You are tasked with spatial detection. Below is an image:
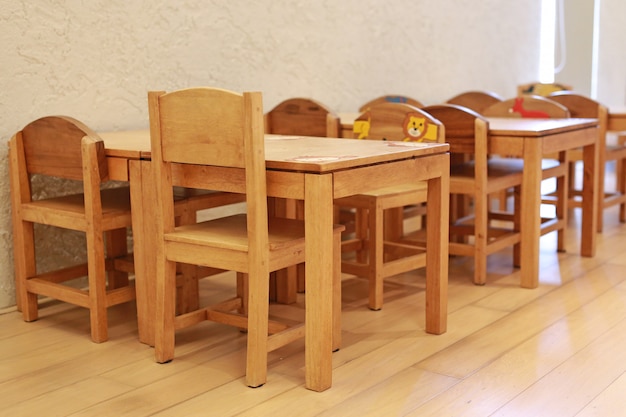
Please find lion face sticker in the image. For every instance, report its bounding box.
[403,113,438,142]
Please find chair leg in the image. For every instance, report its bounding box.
[175,208,201,313]
[512,186,522,267]
[473,192,488,285]
[555,154,568,252]
[245,266,271,388]
[86,229,109,343]
[15,221,38,320]
[269,197,300,304]
[237,272,247,315]
[355,208,369,264]
[332,230,342,352]
[155,259,178,363]
[105,228,130,289]
[177,263,200,314]
[384,207,403,242]
[618,158,626,223]
[597,159,606,233]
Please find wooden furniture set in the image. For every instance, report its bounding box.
[9,87,448,391]
[9,85,610,391]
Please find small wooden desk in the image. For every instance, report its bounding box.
[486,118,599,288]
[100,130,450,392]
[340,113,599,288]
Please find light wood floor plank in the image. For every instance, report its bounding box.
[1,204,625,416]
[577,371,626,416]
[491,297,626,416]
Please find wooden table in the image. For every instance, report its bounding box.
[340,113,599,289]
[100,130,450,392]
[486,118,599,288]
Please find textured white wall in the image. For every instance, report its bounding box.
[0,0,544,308]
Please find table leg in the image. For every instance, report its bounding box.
[520,139,543,289]
[304,173,333,392]
[425,154,449,334]
[129,159,157,346]
[580,140,598,257]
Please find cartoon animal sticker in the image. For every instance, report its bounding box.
[353,112,371,139]
[403,112,438,142]
[510,97,549,118]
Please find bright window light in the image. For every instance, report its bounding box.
[590,0,601,98]
[539,0,556,83]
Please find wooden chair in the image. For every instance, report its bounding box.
[483,95,571,119]
[9,116,136,343]
[422,104,523,285]
[446,90,504,114]
[446,90,505,215]
[518,81,572,96]
[264,97,340,137]
[148,87,344,388]
[334,102,442,310]
[358,95,423,112]
[482,95,571,251]
[264,97,342,301]
[264,97,341,224]
[548,91,626,232]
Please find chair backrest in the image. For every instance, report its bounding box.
[148,87,267,242]
[482,95,571,119]
[9,116,108,212]
[264,97,339,137]
[422,103,490,182]
[446,90,504,114]
[517,82,572,97]
[423,104,489,201]
[547,91,607,120]
[548,91,608,145]
[351,102,444,143]
[358,95,423,112]
[12,115,107,183]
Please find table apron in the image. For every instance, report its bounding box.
[489,127,597,156]
[332,153,449,199]
[107,157,130,181]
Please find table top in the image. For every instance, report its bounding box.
[485,117,598,136]
[98,129,148,159]
[263,135,448,172]
[99,130,450,174]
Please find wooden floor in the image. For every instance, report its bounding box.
[2,205,626,416]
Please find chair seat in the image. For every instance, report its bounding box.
[21,186,132,227]
[167,213,306,251]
